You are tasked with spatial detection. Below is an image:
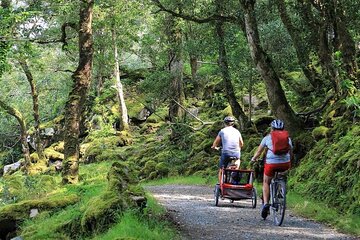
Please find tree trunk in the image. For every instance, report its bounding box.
[0,100,31,173]
[62,0,94,184]
[248,71,253,122]
[190,55,202,97]
[215,19,248,129]
[239,0,302,134]
[0,0,10,77]
[96,47,105,97]
[19,59,44,159]
[112,28,129,131]
[276,0,321,90]
[333,2,359,87]
[166,14,185,121]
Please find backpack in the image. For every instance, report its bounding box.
[270,130,290,155]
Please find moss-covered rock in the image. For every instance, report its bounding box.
[51,141,64,153]
[107,162,136,192]
[82,134,132,163]
[0,193,79,221]
[44,148,64,161]
[141,160,156,177]
[155,162,169,177]
[80,190,126,233]
[312,126,329,140]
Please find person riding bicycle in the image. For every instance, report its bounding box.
[251,119,293,219]
[211,116,244,182]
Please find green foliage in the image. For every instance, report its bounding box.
[155,162,169,177]
[289,123,360,215]
[0,192,80,220]
[342,91,360,118]
[288,192,360,236]
[80,190,125,234]
[19,160,146,239]
[0,173,61,203]
[82,132,132,163]
[312,126,329,141]
[142,175,217,187]
[95,200,179,240]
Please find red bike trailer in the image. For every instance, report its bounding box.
[214,167,257,208]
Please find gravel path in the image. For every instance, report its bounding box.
[146,185,357,240]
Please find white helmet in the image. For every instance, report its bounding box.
[224,116,235,124]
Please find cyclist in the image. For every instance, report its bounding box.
[211,116,244,182]
[251,119,293,219]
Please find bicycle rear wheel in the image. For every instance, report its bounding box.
[272,180,286,226]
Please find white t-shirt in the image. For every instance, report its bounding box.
[218,126,242,154]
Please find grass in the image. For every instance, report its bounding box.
[287,192,360,237]
[92,195,180,240]
[141,175,217,186]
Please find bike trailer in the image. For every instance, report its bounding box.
[221,169,255,200]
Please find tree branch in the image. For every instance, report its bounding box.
[54,69,75,74]
[297,94,335,117]
[151,0,242,25]
[60,22,78,50]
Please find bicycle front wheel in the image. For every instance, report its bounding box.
[272,180,286,226]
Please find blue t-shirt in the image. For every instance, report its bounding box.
[260,134,292,164]
[218,126,242,154]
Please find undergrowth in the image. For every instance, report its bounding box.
[287,192,360,236]
[93,195,180,240]
[289,122,360,216]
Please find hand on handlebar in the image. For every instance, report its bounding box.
[211,146,220,151]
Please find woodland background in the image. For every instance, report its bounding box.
[0,0,359,239]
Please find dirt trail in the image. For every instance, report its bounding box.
[146,185,357,240]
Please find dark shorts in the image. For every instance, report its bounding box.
[219,152,240,168]
[264,162,291,177]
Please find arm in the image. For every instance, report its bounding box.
[211,135,221,149]
[251,144,265,162]
[239,135,244,148]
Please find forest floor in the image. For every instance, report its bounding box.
[146,185,357,240]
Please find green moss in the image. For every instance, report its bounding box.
[39,115,64,129]
[0,193,79,220]
[82,135,132,163]
[44,147,64,160]
[221,106,232,116]
[51,141,64,152]
[312,126,329,140]
[185,151,213,175]
[148,171,158,180]
[80,190,125,233]
[141,160,156,177]
[290,123,360,215]
[107,162,136,192]
[155,162,169,177]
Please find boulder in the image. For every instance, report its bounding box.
[4,161,22,175]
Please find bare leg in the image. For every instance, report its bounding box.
[218,169,222,183]
[263,175,272,204]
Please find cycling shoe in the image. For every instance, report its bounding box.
[261,203,270,219]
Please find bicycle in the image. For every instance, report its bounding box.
[269,171,287,226]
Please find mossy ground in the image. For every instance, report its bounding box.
[1,86,359,238]
[289,122,360,216]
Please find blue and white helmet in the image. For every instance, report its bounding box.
[271,119,285,130]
